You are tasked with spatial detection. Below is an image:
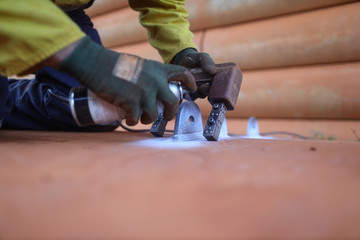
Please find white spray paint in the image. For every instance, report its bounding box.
[127,117,277,149]
[129,118,230,149]
[129,136,207,149]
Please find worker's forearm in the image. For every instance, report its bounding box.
[43,38,82,69]
[128,0,197,63]
[0,0,85,76]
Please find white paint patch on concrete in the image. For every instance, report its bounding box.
[128,128,230,149]
[129,118,231,149]
[231,134,275,140]
[127,134,275,149]
[129,136,208,149]
[126,117,281,149]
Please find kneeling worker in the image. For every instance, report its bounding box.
[0,0,216,131]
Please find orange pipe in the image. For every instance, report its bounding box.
[196,62,360,119]
[113,42,162,62]
[186,0,356,31]
[92,8,147,48]
[91,0,356,48]
[112,32,203,62]
[85,0,128,17]
[204,2,360,70]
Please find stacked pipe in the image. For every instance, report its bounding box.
[87,0,360,119]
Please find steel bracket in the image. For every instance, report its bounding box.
[172,101,204,141]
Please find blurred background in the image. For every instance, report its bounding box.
[86,0,360,141]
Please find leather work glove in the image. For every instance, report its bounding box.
[60,36,196,126]
[173,48,217,100]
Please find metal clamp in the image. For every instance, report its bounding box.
[203,102,227,141]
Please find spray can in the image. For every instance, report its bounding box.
[69,83,183,127]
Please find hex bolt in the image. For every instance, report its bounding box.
[208,117,215,124]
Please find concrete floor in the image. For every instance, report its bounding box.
[0,128,360,239]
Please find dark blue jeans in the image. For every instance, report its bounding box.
[0,76,13,128]
[1,7,117,131]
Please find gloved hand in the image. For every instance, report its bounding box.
[60,36,196,126]
[173,48,217,99]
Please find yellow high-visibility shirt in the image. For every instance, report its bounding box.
[0,0,196,76]
[129,0,197,64]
